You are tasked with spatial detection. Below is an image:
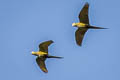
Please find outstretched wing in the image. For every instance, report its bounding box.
[39,40,54,53]
[75,28,88,46]
[36,57,48,73]
[78,3,89,24]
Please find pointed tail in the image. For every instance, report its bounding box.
[47,55,63,59]
[88,26,108,29]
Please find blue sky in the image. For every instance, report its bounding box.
[0,0,120,80]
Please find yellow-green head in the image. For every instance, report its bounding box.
[31,51,38,56]
[72,23,77,27]
[72,22,87,27]
[32,51,47,56]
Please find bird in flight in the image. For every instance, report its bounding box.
[32,40,63,73]
[72,2,107,46]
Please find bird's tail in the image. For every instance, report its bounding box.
[47,55,63,59]
[88,26,108,29]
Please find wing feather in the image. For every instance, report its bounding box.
[78,3,89,24]
[39,40,54,53]
[75,28,88,46]
[36,57,48,73]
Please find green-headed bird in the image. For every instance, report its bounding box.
[72,2,107,46]
[32,40,63,73]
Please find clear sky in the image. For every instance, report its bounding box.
[0,0,120,80]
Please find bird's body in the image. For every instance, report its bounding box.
[72,22,88,27]
[32,40,63,73]
[32,51,47,56]
[72,2,107,46]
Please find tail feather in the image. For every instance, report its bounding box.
[88,26,108,29]
[47,55,63,59]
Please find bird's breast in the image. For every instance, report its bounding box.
[38,51,47,56]
[77,23,86,27]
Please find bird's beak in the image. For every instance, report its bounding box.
[31,52,38,56]
[31,51,35,55]
[72,23,76,27]
[72,23,74,26]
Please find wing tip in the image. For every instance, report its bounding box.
[76,40,82,46]
[85,2,89,6]
[77,43,82,46]
[46,40,54,43]
[49,40,54,43]
[43,70,48,73]
[41,67,48,73]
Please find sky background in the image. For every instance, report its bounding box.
[0,0,120,80]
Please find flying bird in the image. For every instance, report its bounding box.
[72,2,107,46]
[32,40,63,73]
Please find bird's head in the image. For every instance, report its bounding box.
[31,51,37,56]
[72,23,77,27]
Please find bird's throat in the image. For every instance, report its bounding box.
[77,23,86,27]
[32,51,47,56]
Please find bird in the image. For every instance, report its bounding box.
[72,2,107,46]
[32,40,63,73]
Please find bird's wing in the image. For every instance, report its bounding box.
[78,3,89,24]
[36,57,48,73]
[39,40,54,53]
[75,28,88,46]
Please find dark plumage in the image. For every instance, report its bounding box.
[79,2,89,24]
[72,2,107,46]
[32,40,63,73]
